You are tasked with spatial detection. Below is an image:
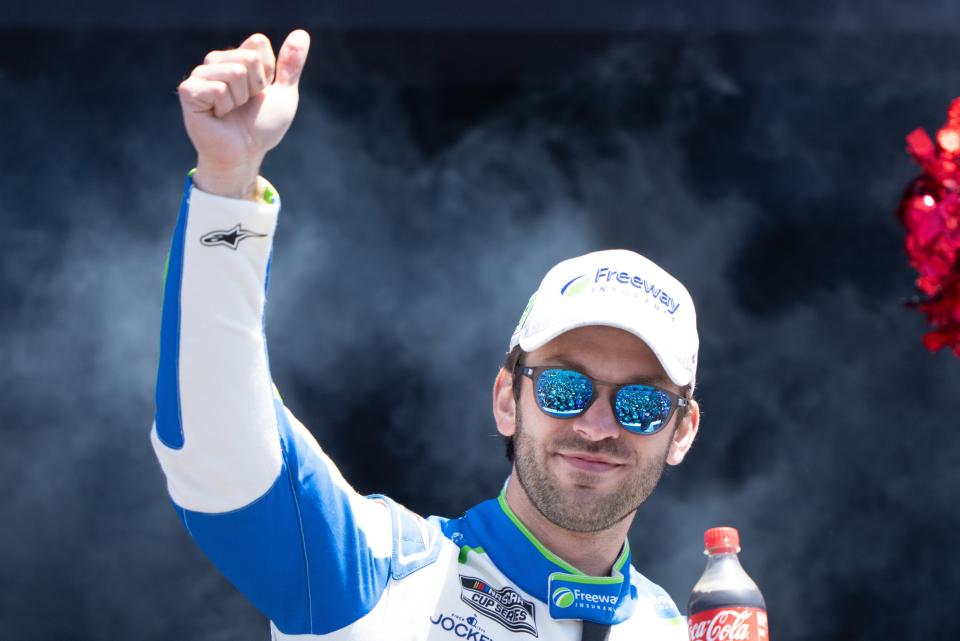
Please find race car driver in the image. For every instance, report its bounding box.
[153,29,702,641]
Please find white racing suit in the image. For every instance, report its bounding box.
[151,174,688,641]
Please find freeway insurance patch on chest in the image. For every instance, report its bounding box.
[459,576,538,637]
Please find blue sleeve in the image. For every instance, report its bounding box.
[151,176,440,634]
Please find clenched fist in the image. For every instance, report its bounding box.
[177,30,311,199]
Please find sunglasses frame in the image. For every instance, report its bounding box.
[515,363,688,435]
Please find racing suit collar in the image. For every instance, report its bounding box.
[460,485,637,625]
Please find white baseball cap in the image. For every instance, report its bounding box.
[509,249,699,388]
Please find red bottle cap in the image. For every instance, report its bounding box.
[704,526,741,554]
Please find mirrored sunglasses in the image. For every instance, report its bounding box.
[516,365,687,435]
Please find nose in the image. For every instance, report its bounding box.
[570,390,621,441]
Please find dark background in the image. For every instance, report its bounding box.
[1,2,958,640]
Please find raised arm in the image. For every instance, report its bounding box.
[155,29,309,509]
[151,31,440,636]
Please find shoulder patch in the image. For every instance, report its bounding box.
[370,494,443,579]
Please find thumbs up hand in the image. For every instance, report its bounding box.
[177,30,311,199]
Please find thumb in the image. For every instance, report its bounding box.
[274,29,310,87]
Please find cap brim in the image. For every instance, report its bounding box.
[517,319,693,388]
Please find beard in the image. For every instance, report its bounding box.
[512,403,672,533]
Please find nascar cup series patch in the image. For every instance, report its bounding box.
[459,576,538,636]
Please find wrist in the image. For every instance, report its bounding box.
[193,157,264,201]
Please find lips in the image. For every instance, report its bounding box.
[558,452,623,473]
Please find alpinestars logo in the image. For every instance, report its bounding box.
[460,576,538,637]
[200,224,266,250]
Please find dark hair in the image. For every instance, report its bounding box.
[500,346,525,462]
[498,344,694,463]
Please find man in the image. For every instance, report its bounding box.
[153,29,701,641]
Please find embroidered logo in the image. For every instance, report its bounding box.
[200,224,266,250]
[459,576,538,637]
[552,587,575,608]
[430,612,496,641]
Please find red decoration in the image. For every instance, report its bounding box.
[899,98,960,356]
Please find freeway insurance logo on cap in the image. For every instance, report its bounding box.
[561,266,683,315]
[560,275,590,298]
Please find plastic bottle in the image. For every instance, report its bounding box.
[687,527,769,641]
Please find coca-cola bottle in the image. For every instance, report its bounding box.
[687,527,769,641]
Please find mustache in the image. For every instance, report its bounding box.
[548,433,634,461]
[516,403,636,461]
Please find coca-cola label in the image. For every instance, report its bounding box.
[687,607,768,641]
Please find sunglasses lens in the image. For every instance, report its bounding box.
[535,369,592,418]
[615,386,673,434]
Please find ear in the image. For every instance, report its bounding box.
[492,368,518,437]
[666,399,700,466]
